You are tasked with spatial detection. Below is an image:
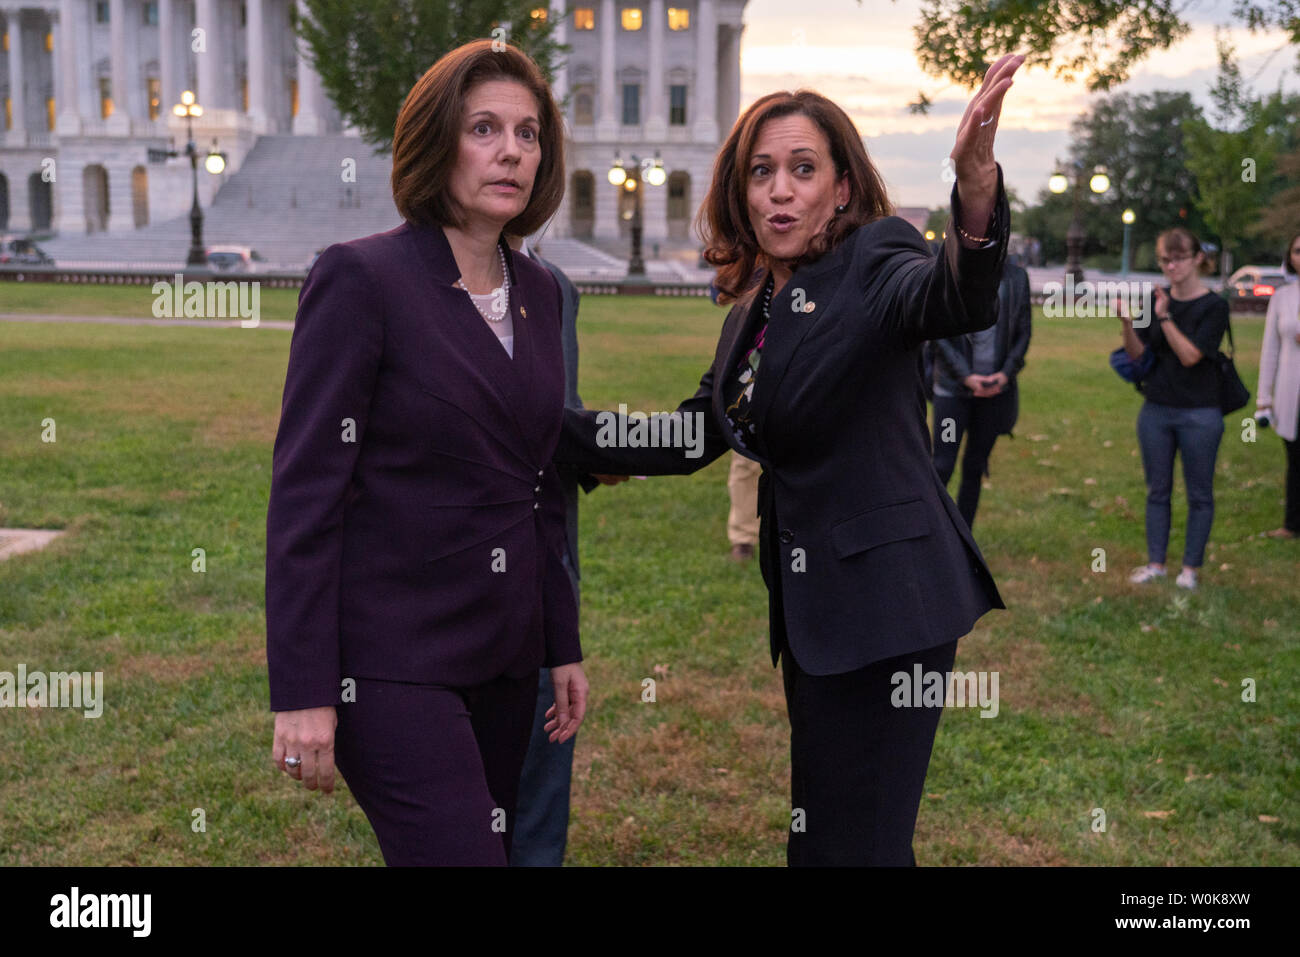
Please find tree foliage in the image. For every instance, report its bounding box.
[297,0,565,154]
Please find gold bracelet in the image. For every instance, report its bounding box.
[955,223,992,244]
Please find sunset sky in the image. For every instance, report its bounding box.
[737,0,1300,208]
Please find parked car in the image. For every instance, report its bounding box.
[205,245,266,273]
[1226,265,1288,300]
[0,236,55,266]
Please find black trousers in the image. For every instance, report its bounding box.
[1285,434,1300,533]
[781,638,959,866]
[334,673,538,866]
[932,392,1015,530]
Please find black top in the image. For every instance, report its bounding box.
[1135,290,1229,408]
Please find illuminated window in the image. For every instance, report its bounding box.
[574,8,594,29]
[46,31,55,53]
[4,98,10,131]
[147,77,160,120]
[530,7,548,21]
[667,7,690,29]
[47,96,57,131]
[290,77,299,117]
[241,76,248,112]
[99,78,113,118]
[621,8,642,30]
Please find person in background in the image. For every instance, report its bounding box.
[511,236,624,865]
[1117,227,1229,590]
[1255,230,1300,539]
[930,258,1032,530]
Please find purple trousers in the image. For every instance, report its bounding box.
[334,674,538,865]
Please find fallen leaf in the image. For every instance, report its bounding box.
[1143,810,1175,819]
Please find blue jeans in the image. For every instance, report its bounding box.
[510,666,576,866]
[1136,401,1223,567]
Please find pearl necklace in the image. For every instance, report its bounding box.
[456,243,510,322]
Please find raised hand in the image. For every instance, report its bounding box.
[949,53,1025,239]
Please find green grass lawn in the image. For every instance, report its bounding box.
[1,290,1296,865]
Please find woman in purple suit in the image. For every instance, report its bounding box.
[265,41,588,865]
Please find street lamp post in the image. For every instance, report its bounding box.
[1120,208,1135,277]
[608,152,665,277]
[147,91,226,267]
[1049,162,1109,285]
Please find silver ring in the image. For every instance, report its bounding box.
[284,756,302,770]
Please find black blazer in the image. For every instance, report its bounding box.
[265,221,581,712]
[555,175,1011,675]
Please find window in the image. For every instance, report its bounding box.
[621,8,642,30]
[47,96,56,131]
[99,77,113,118]
[574,85,594,125]
[240,2,247,28]
[95,2,109,24]
[574,8,594,29]
[147,77,160,120]
[622,84,640,125]
[3,98,10,131]
[667,7,690,29]
[240,76,248,112]
[669,84,687,125]
[143,1,159,26]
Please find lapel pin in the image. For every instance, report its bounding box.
[520,306,527,318]
[803,301,816,314]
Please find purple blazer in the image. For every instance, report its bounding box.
[265,220,581,712]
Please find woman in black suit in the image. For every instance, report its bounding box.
[265,41,587,865]
[556,55,1024,865]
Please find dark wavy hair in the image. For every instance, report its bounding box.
[1284,231,1300,276]
[390,40,565,236]
[696,90,894,305]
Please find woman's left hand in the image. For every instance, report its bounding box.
[950,53,1025,235]
[544,662,589,744]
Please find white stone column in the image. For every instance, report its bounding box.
[645,0,666,139]
[292,0,326,133]
[550,0,568,135]
[55,0,83,133]
[195,0,223,109]
[158,0,181,112]
[692,0,717,143]
[107,0,130,129]
[6,11,27,136]
[246,0,268,129]
[596,0,616,137]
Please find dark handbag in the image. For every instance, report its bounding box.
[1110,346,1155,386]
[1216,320,1250,415]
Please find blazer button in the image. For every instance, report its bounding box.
[779,529,794,544]
[534,485,541,493]
[537,469,544,478]
[533,503,540,510]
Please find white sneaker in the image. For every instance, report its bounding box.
[1129,564,1167,584]
[1176,568,1199,590]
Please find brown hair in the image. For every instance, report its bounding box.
[391,40,565,236]
[697,90,894,305]
[1284,230,1300,276]
[1156,227,1214,276]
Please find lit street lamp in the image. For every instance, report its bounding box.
[146,91,228,267]
[1049,161,1110,285]
[608,151,665,276]
[1120,208,1135,277]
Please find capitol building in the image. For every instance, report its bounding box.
[0,0,749,259]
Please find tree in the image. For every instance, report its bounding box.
[1016,90,1208,268]
[1183,35,1281,277]
[907,0,1299,93]
[297,0,566,154]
